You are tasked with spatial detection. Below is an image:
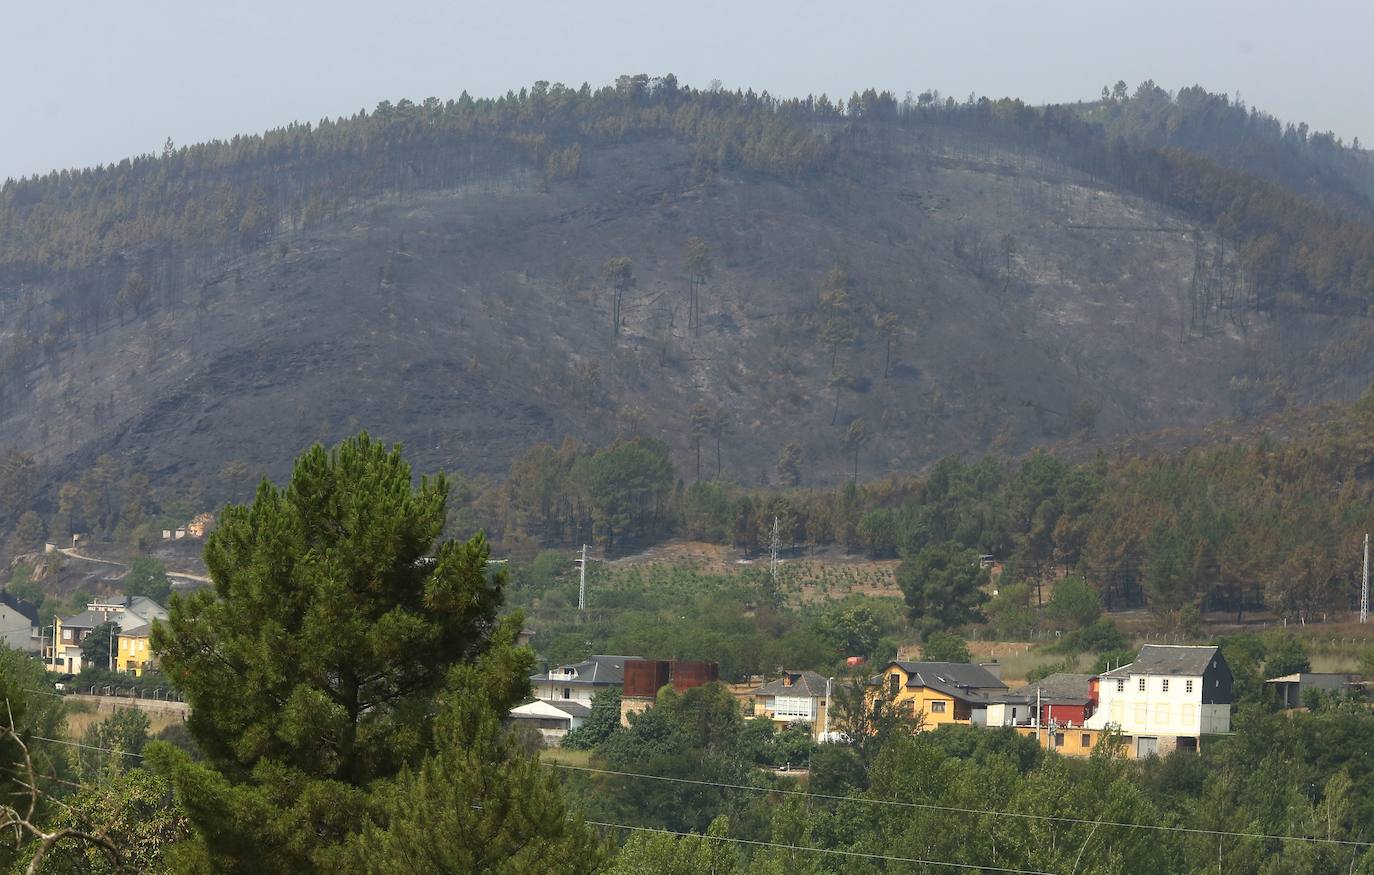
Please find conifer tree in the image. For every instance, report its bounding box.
[334,627,604,874]
[147,433,546,872]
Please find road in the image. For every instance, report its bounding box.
[57,547,212,585]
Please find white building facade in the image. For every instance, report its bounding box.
[1086,645,1233,751]
[529,655,639,706]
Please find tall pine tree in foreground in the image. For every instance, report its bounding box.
[148,433,601,872]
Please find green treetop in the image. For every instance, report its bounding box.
[123,557,171,604]
[148,433,516,871]
[896,541,989,632]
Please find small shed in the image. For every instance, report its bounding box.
[507,699,592,746]
[1265,673,1360,709]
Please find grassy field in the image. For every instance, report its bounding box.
[539,747,593,767]
[66,704,186,738]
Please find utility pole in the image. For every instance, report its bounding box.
[576,544,588,612]
[821,676,832,742]
[1036,686,1042,749]
[1361,533,1369,625]
[769,516,780,590]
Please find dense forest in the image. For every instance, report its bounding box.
[11,387,1374,633]
[1085,80,1374,217]
[442,387,1374,627]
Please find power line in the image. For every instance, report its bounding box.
[29,735,145,760]
[585,818,1065,875]
[22,688,66,699]
[551,763,1373,849]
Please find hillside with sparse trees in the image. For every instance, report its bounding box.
[5,75,1374,549]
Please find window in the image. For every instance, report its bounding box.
[930,700,947,714]
[63,630,72,642]
[774,696,814,720]
[562,687,571,699]
[1138,678,1146,692]
[1185,680,1193,694]
[1053,733,1064,748]
[1161,679,1169,692]
[1116,679,1124,693]
[889,674,900,697]
[1082,733,1092,748]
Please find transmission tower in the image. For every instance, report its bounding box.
[1361,533,1369,625]
[576,544,588,612]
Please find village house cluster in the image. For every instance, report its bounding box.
[44,595,170,675]
[506,642,1360,759]
[1,591,170,677]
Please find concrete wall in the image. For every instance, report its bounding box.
[67,693,189,719]
[0,606,35,652]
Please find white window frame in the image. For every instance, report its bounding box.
[1162,679,1169,692]
[773,696,815,720]
[1186,680,1193,694]
[1138,678,1145,692]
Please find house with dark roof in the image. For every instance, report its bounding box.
[874,661,1008,728]
[530,654,642,707]
[51,609,106,674]
[0,592,39,653]
[988,672,1098,728]
[51,595,170,675]
[751,670,834,740]
[1086,644,1232,756]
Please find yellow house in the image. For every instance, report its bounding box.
[116,623,157,676]
[874,661,1007,728]
[1013,726,1133,758]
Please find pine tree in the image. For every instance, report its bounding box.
[332,627,605,874]
[148,433,514,871]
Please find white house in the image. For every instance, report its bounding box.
[1086,644,1233,755]
[529,655,641,706]
[507,699,592,745]
[0,594,39,653]
[750,670,835,741]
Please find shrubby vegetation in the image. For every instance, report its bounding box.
[517,560,907,680]
[483,391,1374,629]
[12,384,1374,639]
[5,434,1374,873]
[550,652,1374,874]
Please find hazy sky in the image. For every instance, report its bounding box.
[5,1,1371,180]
